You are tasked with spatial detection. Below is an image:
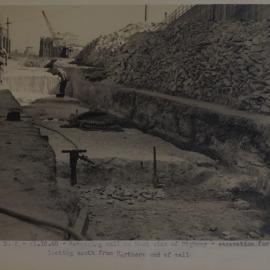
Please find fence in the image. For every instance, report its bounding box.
[156,5,195,30]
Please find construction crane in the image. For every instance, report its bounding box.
[41,10,81,58]
[42,10,55,38]
[41,10,65,47]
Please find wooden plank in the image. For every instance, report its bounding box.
[73,207,89,236]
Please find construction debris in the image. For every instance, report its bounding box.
[76,19,270,115]
[61,110,125,131]
[233,199,250,210]
[76,22,158,67]
[6,110,21,121]
[80,185,166,203]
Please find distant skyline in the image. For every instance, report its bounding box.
[0,5,177,54]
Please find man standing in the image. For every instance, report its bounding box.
[53,67,68,98]
[45,59,68,97]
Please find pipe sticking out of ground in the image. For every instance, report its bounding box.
[0,206,85,240]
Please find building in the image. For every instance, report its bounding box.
[39,37,69,58]
[39,36,82,58]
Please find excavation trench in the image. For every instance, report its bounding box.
[4,59,270,240]
[23,95,270,240]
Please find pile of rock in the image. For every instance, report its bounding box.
[75,22,157,68]
[77,17,270,114]
[80,185,166,205]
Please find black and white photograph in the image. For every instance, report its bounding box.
[1,2,270,244]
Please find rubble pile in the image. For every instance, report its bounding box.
[75,22,157,67]
[80,185,166,205]
[77,18,270,114]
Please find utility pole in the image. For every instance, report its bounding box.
[144,4,148,22]
[6,17,11,53]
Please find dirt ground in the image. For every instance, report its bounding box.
[22,96,270,240]
[0,90,67,240]
[1,57,269,240]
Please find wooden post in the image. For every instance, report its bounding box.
[153,146,157,178]
[153,146,159,187]
[164,12,168,20]
[145,5,148,22]
[6,17,11,53]
[62,149,87,186]
[70,151,79,186]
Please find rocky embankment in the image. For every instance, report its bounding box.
[76,17,270,114]
[76,22,157,68]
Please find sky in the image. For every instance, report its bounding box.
[0,5,177,54]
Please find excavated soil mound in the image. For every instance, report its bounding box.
[76,13,270,114]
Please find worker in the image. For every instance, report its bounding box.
[45,59,68,97]
[0,47,7,84]
[54,67,68,98]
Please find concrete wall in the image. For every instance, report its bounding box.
[3,66,59,104]
[65,66,270,190]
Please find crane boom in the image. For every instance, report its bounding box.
[42,10,56,38]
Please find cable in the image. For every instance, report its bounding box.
[33,122,78,149]
[0,206,85,240]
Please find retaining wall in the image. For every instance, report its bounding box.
[65,66,270,187]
